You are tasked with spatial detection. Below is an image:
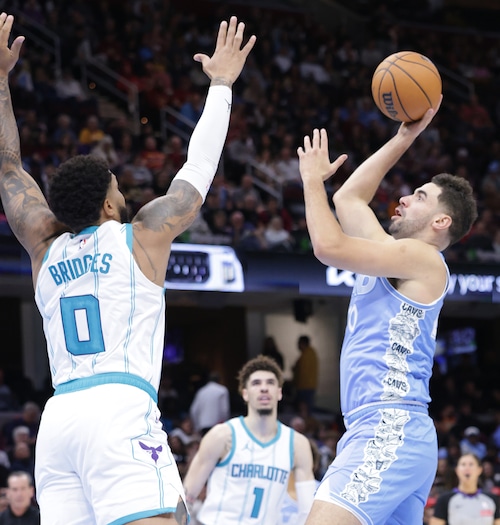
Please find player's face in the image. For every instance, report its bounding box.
[455,454,482,485]
[242,370,282,416]
[389,182,443,239]
[107,173,129,223]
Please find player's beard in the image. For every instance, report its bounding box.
[389,215,429,239]
[257,408,273,416]
[119,204,130,223]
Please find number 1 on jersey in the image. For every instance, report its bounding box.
[251,487,264,518]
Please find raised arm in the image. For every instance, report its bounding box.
[132,16,255,284]
[0,14,64,279]
[183,423,232,507]
[333,100,441,241]
[298,129,446,297]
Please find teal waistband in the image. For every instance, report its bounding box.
[54,372,158,403]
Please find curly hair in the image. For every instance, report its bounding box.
[237,355,284,394]
[48,155,112,233]
[432,173,478,246]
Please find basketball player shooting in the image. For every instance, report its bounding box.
[297,110,477,524]
[0,12,255,525]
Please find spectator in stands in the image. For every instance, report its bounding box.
[1,402,40,449]
[0,471,39,524]
[54,67,87,104]
[265,215,294,252]
[227,210,266,251]
[0,370,16,413]
[90,134,120,170]
[259,195,293,231]
[164,134,186,172]
[460,426,487,460]
[262,336,285,370]
[189,372,230,436]
[51,113,77,145]
[231,173,262,207]
[225,129,257,185]
[169,415,201,449]
[292,335,319,414]
[207,209,231,244]
[0,488,7,513]
[8,442,35,478]
[77,114,105,153]
[138,134,166,176]
[275,146,302,187]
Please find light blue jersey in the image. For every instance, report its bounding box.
[315,260,449,525]
[198,416,294,525]
[340,264,449,417]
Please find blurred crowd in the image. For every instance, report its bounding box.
[0,0,500,264]
[0,0,500,519]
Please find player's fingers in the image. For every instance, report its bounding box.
[215,20,228,49]
[233,21,245,48]
[297,146,304,158]
[240,34,257,58]
[303,135,312,152]
[331,154,348,172]
[320,129,328,150]
[193,53,208,64]
[312,128,320,148]
[0,14,13,47]
[10,35,24,59]
[225,16,237,46]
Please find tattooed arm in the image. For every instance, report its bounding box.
[0,14,64,282]
[131,17,255,285]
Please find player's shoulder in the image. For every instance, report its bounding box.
[291,429,313,456]
[202,420,236,448]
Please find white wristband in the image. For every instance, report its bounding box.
[173,85,232,201]
[296,479,317,523]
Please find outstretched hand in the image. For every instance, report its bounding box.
[194,16,256,86]
[298,129,348,183]
[0,13,24,77]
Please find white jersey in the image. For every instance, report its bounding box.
[198,416,294,525]
[34,221,165,395]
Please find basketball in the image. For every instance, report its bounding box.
[371,51,442,123]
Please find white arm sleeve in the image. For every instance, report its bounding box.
[173,85,232,201]
[295,479,317,525]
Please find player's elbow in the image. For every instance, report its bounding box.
[312,239,338,266]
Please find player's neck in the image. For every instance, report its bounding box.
[244,413,278,442]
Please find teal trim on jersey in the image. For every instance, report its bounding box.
[217,420,237,467]
[41,243,52,264]
[240,415,282,447]
[289,428,295,470]
[54,372,158,402]
[125,223,133,252]
[108,506,186,525]
[78,226,99,235]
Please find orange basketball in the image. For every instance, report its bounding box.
[371,51,442,122]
